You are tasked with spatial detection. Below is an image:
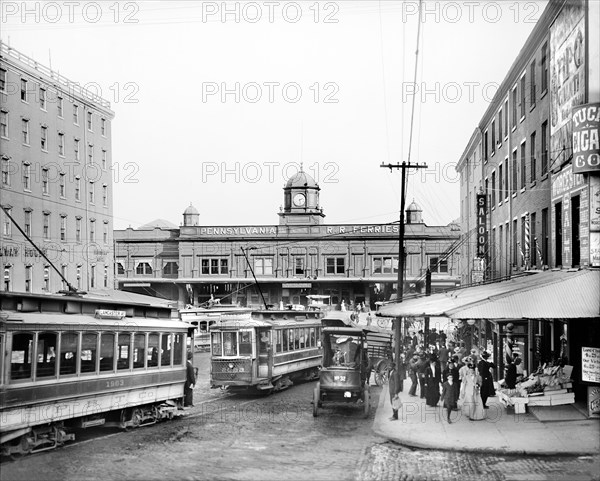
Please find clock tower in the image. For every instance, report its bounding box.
[278,167,325,225]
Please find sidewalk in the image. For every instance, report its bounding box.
[372,383,600,455]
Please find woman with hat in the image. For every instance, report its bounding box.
[477,351,496,409]
[424,354,442,407]
[460,363,485,420]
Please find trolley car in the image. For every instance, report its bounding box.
[210,309,323,393]
[179,305,251,351]
[0,290,193,457]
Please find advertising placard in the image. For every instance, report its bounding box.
[572,103,600,174]
[582,346,600,384]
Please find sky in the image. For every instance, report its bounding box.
[1,0,548,230]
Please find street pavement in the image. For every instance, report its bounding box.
[372,383,600,455]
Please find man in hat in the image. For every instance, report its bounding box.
[408,354,420,396]
[184,351,196,407]
[477,351,496,409]
[438,342,450,372]
[388,362,402,420]
[441,374,459,423]
[424,354,442,407]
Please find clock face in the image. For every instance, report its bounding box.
[293,193,306,207]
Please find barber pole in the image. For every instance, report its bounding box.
[524,213,530,269]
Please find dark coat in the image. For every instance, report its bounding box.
[477,359,496,397]
[424,362,442,406]
[441,381,459,409]
[505,363,517,389]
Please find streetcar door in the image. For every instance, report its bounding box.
[257,328,272,378]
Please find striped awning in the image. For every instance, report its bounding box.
[377,269,600,320]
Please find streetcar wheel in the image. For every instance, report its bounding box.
[131,408,144,427]
[363,389,370,417]
[313,385,320,417]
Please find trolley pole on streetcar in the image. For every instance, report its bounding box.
[241,246,270,310]
[380,162,427,366]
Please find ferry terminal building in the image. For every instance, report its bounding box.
[114,170,461,310]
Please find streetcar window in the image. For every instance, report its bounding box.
[117,333,132,370]
[11,332,33,380]
[289,329,295,351]
[147,333,159,367]
[161,333,172,366]
[36,332,57,378]
[99,333,115,372]
[81,332,98,374]
[60,332,78,376]
[223,332,237,356]
[211,332,222,356]
[275,330,282,353]
[281,330,288,352]
[133,333,146,369]
[299,328,306,349]
[173,333,183,365]
[239,331,252,356]
[309,328,316,348]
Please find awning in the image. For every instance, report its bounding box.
[377,269,600,319]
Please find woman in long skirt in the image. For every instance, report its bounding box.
[460,363,485,420]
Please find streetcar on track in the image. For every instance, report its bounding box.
[210,309,324,393]
[0,290,194,457]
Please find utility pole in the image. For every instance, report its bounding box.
[381,161,428,365]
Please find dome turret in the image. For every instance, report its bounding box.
[406,199,423,224]
[182,203,200,226]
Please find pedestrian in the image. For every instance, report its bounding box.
[184,351,196,407]
[424,354,441,407]
[460,363,485,421]
[418,353,428,399]
[477,351,496,409]
[438,342,450,372]
[440,374,459,423]
[408,354,420,396]
[388,362,402,421]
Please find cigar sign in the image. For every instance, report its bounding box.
[573,103,600,174]
[476,194,487,258]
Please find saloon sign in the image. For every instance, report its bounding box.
[476,194,487,258]
[573,103,600,174]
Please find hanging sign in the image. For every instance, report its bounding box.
[476,194,487,258]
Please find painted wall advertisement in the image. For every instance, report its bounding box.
[582,346,600,384]
[572,103,600,174]
[550,2,586,166]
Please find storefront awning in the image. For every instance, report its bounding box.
[377,269,600,320]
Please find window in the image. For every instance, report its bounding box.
[253,257,272,275]
[101,149,107,169]
[117,262,125,275]
[530,60,536,108]
[81,333,98,374]
[491,122,496,154]
[89,219,96,242]
[75,217,82,242]
[499,164,503,201]
[60,332,78,376]
[87,144,93,164]
[101,118,106,136]
[23,162,31,190]
[372,256,398,274]
[541,121,548,175]
[504,157,509,199]
[24,210,32,236]
[59,173,66,197]
[147,333,159,368]
[239,331,252,356]
[74,138,80,161]
[541,42,548,92]
[161,334,173,366]
[520,75,526,119]
[520,142,527,189]
[103,265,109,287]
[0,110,8,138]
[512,150,518,192]
[4,265,11,291]
[75,176,81,201]
[429,257,448,273]
[484,130,488,161]
[136,261,153,275]
[43,265,50,291]
[100,333,115,372]
[73,104,79,124]
[103,221,109,243]
[326,257,345,274]
[22,119,29,144]
[58,132,64,156]
[42,168,49,194]
[24,265,32,292]
[498,110,502,144]
[87,111,93,131]
[0,68,6,92]
[294,257,305,275]
[223,332,238,356]
[60,215,67,241]
[117,333,131,370]
[39,87,46,110]
[511,87,517,128]
[102,184,108,206]
[1,157,10,186]
[3,207,11,236]
[11,332,33,380]
[41,126,47,150]
[90,264,96,288]
[504,99,509,137]
[530,131,537,182]
[491,171,496,205]
[89,181,95,204]
[43,212,50,238]
[163,261,178,275]
[57,95,63,117]
[36,332,57,378]
[201,257,228,274]
[133,333,146,369]
[21,78,28,101]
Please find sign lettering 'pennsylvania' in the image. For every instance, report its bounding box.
[573,103,600,174]
[194,224,400,236]
[476,194,487,258]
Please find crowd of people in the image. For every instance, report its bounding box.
[388,330,522,423]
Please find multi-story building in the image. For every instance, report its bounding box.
[0,41,115,293]
[115,169,461,310]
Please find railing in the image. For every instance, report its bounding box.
[0,40,111,109]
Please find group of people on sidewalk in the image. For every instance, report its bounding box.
[388,334,497,423]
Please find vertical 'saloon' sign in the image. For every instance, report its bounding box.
[573,103,600,174]
[476,194,487,258]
